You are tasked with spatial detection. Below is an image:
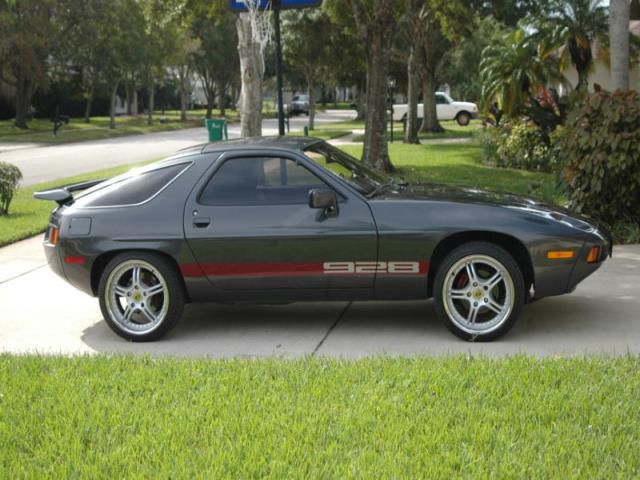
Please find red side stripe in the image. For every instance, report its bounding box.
[180,262,429,278]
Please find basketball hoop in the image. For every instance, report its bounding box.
[240,0,273,52]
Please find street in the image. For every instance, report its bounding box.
[0,109,356,186]
[1,235,639,357]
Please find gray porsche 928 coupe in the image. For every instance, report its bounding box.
[34,137,611,342]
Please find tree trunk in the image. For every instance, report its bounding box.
[132,88,138,115]
[361,30,392,172]
[236,13,264,137]
[307,75,316,131]
[576,67,589,91]
[404,44,420,144]
[84,87,93,123]
[109,81,119,129]
[610,0,630,90]
[179,73,188,122]
[419,73,443,133]
[125,80,133,115]
[206,96,213,119]
[14,71,31,129]
[218,85,226,117]
[147,83,155,126]
[354,79,366,121]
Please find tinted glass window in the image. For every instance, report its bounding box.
[75,164,188,207]
[199,157,327,206]
[436,94,448,104]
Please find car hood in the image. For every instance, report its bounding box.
[379,182,598,231]
[452,101,478,110]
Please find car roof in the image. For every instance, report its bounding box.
[199,136,324,154]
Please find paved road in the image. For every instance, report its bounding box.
[0,110,357,186]
[1,236,639,357]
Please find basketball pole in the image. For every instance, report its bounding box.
[273,0,286,136]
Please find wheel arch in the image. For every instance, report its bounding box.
[455,110,472,119]
[427,231,534,301]
[91,249,189,301]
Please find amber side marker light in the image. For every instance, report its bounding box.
[586,246,600,264]
[49,227,59,245]
[547,250,575,260]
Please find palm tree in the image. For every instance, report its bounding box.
[480,29,567,117]
[609,0,630,90]
[533,0,608,90]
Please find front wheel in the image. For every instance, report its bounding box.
[433,242,524,341]
[98,252,185,342]
[456,112,471,126]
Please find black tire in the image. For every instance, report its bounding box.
[433,242,525,342]
[98,251,185,342]
[456,112,471,126]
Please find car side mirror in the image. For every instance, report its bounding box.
[308,189,338,217]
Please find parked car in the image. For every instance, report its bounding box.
[393,92,479,126]
[34,137,611,342]
[286,94,310,116]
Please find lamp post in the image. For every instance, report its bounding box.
[387,77,396,143]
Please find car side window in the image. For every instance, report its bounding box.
[74,163,190,208]
[436,94,448,105]
[199,156,329,206]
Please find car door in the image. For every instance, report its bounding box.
[183,151,378,293]
[436,93,454,120]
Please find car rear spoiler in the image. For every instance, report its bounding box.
[33,179,105,207]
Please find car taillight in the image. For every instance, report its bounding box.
[586,246,600,264]
[49,226,59,245]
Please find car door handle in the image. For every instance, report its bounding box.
[193,217,211,228]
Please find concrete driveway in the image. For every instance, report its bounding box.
[1,236,639,357]
[1,110,356,186]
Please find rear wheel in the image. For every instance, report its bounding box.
[98,252,185,342]
[456,112,471,126]
[433,242,524,341]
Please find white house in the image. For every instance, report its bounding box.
[560,21,640,93]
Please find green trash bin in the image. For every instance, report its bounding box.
[205,118,228,142]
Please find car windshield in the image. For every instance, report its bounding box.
[303,142,393,196]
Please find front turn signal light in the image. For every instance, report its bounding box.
[547,250,575,260]
[49,226,59,245]
[586,246,600,264]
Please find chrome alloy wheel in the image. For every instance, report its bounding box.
[105,260,169,335]
[442,254,515,335]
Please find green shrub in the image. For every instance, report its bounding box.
[0,161,22,215]
[560,90,640,225]
[477,121,558,173]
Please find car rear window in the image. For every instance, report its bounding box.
[74,163,190,208]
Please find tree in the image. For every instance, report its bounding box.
[416,9,450,134]
[610,0,631,90]
[189,0,239,119]
[0,0,56,129]
[58,0,109,122]
[398,0,423,143]
[349,0,400,172]
[282,9,331,130]
[480,29,567,117]
[441,16,506,102]
[236,7,270,137]
[533,0,608,91]
[323,1,367,120]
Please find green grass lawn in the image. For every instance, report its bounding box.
[0,109,239,145]
[340,142,558,202]
[0,161,152,247]
[326,119,481,143]
[1,355,638,478]
[287,128,352,140]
